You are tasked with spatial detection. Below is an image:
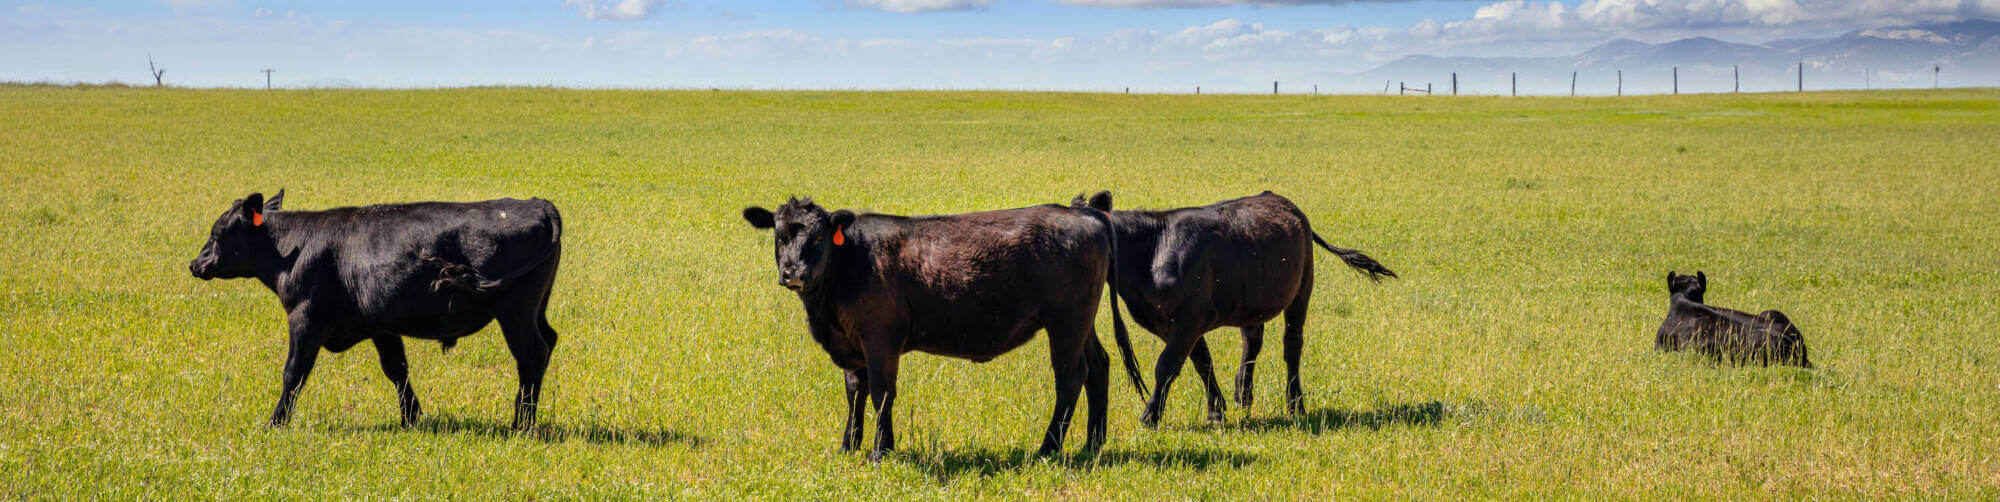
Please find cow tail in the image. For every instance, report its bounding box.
[1083,198,1149,402]
[1310,231,1398,282]
[425,201,564,295]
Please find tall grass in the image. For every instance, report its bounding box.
[2,87,1997,498]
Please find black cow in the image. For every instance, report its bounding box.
[189,190,564,429]
[740,197,1136,460]
[1656,271,1812,368]
[1070,191,1396,427]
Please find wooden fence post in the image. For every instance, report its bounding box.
[1672,66,1678,95]
[1511,72,1517,97]
[1571,71,1577,97]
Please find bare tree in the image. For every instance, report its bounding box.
[147,54,165,87]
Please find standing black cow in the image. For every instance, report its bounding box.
[188,190,564,429]
[1070,191,1396,427]
[1656,271,1812,368]
[740,197,1136,460]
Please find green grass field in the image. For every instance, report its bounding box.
[3,85,1998,499]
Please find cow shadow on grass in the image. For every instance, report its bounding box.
[339,413,706,448]
[892,445,1257,482]
[1182,400,1452,435]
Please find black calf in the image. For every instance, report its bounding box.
[1656,271,1812,368]
[190,190,564,429]
[1071,191,1396,426]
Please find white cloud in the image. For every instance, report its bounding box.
[1432,0,2000,45]
[1144,19,1360,60]
[847,0,994,13]
[563,0,670,21]
[1058,0,1414,7]
[697,30,812,55]
[1409,18,1441,38]
[14,0,2000,91]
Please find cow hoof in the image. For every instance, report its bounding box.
[1138,412,1161,429]
[867,450,887,463]
[1206,410,1227,424]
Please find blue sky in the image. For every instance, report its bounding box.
[4,0,1995,91]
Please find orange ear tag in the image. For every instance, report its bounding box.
[253,212,264,226]
[832,226,846,246]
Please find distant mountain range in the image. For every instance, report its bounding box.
[1341,19,2000,95]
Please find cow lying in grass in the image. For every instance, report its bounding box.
[189,190,564,429]
[1655,271,1812,368]
[741,197,1137,460]
[1070,191,1397,426]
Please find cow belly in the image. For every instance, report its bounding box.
[907,318,1043,362]
[1208,260,1304,327]
[375,309,495,340]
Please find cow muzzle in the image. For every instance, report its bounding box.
[780,277,804,291]
[189,259,215,280]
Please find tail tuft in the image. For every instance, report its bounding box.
[1311,232,1398,282]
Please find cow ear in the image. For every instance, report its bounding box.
[1667,271,1676,286]
[265,189,285,212]
[241,193,265,224]
[1088,191,1113,212]
[1070,193,1087,207]
[742,207,774,229]
[1696,271,1707,287]
[830,210,856,228]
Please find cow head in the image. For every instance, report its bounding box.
[1666,270,1706,303]
[189,190,283,280]
[742,197,854,292]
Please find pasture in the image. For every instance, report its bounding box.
[2,85,1997,498]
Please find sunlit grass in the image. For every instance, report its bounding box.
[2,86,1997,498]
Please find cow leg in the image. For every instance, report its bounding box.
[1281,285,1312,415]
[539,314,560,350]
[864,347,901,462]
[1139,323,1206,428]
[499,313,552,431]
[1038,324,1089,456]
[268,316,325,427]
[374,335,423,427]
[1188,339,1228,423]
[1235,323,1266,414]
[1082,331,1110,453]
[841,369,867,451]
